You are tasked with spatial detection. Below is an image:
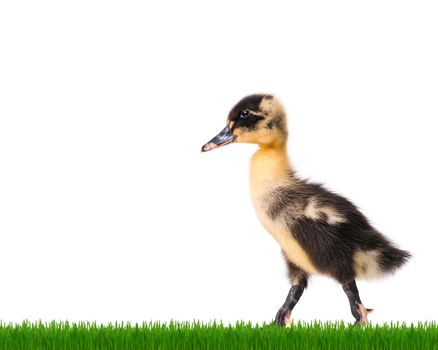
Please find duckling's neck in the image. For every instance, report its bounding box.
[249,144,295,199]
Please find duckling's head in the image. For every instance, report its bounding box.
[201,94,288,152]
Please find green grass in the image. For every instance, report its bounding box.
[0,321,436,350]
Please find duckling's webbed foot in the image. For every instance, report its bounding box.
[275,284,305,326]
[342,279,371,325]
[275,257,308,327]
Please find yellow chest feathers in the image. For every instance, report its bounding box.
[249,147,320,275]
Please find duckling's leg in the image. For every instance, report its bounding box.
[342,280,370,325]
[275,258,308,327]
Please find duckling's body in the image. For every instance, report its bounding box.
[202,94,410,326]
[250,145,408,281]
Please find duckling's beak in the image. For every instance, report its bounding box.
[201,125,236,152]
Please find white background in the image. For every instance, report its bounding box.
[0,1,437,325]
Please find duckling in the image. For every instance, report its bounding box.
[201,94,411,326]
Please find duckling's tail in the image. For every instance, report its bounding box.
[354,233,411,280]
[378,245,411,275]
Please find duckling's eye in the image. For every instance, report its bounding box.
[240,110,250,118]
